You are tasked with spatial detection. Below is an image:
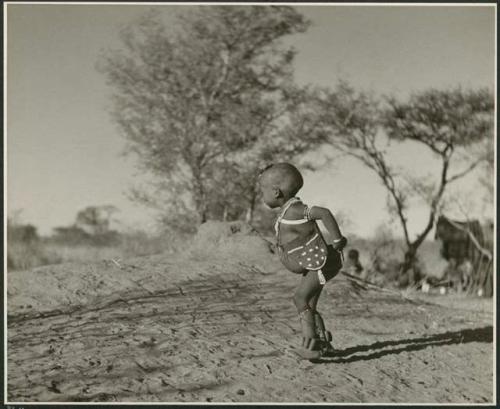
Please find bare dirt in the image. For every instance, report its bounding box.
[7,222,495,403]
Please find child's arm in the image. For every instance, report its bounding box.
[307,206,347,250]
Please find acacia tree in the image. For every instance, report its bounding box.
[75,205,119,235]
[98,6,309,228]
[384,87,494,277]
[311,83,494,282]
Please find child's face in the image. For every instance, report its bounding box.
[259,176,281,209]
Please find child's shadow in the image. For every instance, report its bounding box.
[314,325,493,364]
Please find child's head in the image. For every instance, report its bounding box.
[348,249,359,261]
[258,163,304,208]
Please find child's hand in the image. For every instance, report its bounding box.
[332,236,347,251]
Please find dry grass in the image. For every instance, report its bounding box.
[7,241,62,271]
[7,231,185,272]
[45,244,125,263]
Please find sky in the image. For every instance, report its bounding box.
[5,3,496,238]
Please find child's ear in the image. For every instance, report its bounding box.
[273,187,282,198]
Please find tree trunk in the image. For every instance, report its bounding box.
[192,174,207,224]
[399,245,423,286]
[199,208,207,224]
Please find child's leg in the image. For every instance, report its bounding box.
[309,283,335,354]
[309,287,322,311]
[309,288,325,337]
[293,270,323,339]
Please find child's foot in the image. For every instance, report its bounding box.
[319,340,336,356]
[295,337,323,360]
[313,312,336,356]
[319,330,336,356]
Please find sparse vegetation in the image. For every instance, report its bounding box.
[7,231,180,272]
[7,213,185,272]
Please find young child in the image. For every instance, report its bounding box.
[258,162,347,359]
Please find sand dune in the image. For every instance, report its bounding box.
[7,222,494,403]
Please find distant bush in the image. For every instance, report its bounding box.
[7,218,184,271]
[7,221,39,243]
[7,220,62,271]
[50,225,121,247]
[7,241,62,271]
[366,226,403,287]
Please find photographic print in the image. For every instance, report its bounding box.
[4,1,496,404]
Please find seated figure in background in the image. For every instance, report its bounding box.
[343,249,364,277]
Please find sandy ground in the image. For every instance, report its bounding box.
[7,222,495,403]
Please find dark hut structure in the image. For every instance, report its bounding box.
[435,215,494,297]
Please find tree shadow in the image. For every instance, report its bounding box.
[313,325,493,364]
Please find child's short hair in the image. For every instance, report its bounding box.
[259,162,304,197]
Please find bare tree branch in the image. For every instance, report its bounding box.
[447,158,486,184]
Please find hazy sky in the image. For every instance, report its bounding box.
[6,3,496,237]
